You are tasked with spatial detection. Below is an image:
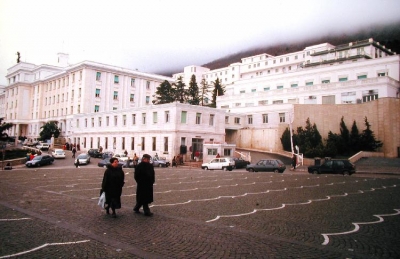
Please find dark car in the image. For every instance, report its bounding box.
[74,153,91,166]
[87,149,103,158]
[26,155,54,167]
[246,159,286,173]
[233,157,250,169]
[98,157,125,168]
[308,159,356,175]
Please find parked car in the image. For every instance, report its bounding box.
[98,157,125,168]
[308,159,356,175]
[26,155,54,167]
[123,157,153,168]
[87,149,103,158]
[102,151,114,159]
[36,143,50,151]
[246,159,286,173]
[52,149,66,159]
[233,157,250,169]
[113,154,129,162]
[74,153,91,166]
[201,157,235,171]
[152,157,170,167]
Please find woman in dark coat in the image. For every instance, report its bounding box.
[101,157,125,218]
[133,154,155,216]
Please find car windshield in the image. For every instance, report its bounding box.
[32,156,42,160]
[77,154,87,159]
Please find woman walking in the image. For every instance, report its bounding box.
[101,157,125,218]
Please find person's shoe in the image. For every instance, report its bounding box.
[105,207,110,214]
[144,212,153,217]
[133,209,140,214]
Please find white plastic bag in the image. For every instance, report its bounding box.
[98,192,105,208]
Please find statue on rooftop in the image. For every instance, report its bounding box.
[16,52,20,63]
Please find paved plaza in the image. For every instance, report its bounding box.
[1,162,400,258]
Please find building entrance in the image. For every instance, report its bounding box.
[191,138,203,160]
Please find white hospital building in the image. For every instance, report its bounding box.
[1,38,400,159]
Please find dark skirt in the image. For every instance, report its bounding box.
[106,196,121,209]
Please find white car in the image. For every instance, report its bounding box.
[113,154,129,162]
[201,157,235,171]
[36,143,50,150]
[52,149,66,159]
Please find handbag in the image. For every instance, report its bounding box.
[98,192,106,208]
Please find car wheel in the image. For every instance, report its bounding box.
[248,168,255,172]
[274,169,279,173]
[159,164,162,168]
[312,170,319,175]
[343,171,350,176]
[204,167,208,170]
[223,167,227,171]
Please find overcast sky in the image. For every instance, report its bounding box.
[1,0,400,85]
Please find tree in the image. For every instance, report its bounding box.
[210,78,224,108]
[324,131,340,157]
[293,118,323,157]
[187,75,200,105]
[349,120,360,154]
[153,80,175,104]
[199,78,210,106]
[39,121,60,141]
[280,127,292,152]
[173,76,187,103]
[0,118,13,142]
[339,116,350,155]
[359,117,383,151]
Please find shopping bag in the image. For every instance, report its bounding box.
[98,192,105,208]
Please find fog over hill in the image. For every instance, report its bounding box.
[158,21,400,76]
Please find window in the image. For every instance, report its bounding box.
[114,75,119,83]
[96,72,101,81]
[152,137,156,151]
[113,91,118,100]
[123,115,126,126]
[234,117,240,124]
[142,113,146,124]
[181,111,187,123]
[322,95,336,104]
[132,114,136,125]
[264,87,270,91]
[377,72,386,77]
[207,148,218,155]
[85,119,88,127]
[279,113,285,123]
[225,116,229,123]
[277,85,283,89]
[165,111,170,123]
[91,118,94,127]
[141,137,145,151]
[106,116,109,126]
[146,81,150,89]
[322,79,330,84]
[196,113,201,124]
[94,105,99,112]
[240,90,245,94]
[251,89,256,92]
[95,89,100,97]
[130,94,134,102]
[362,89,378,103]
[209,114,214,126]
[291,84,298,88]
[164,137,168,152]
[146,96,150,104]
[339,77,348,82]
[357,75,367,80]
[153,112,158,123]
[114,116,118,126]
[131,137,135,150]
[131,78,135,86]
[122,137,125,150]
[98,117,102,127]
[247,115,253,124]
[262,114,268,123]
[306,81,313,86]
[273,100,283,104]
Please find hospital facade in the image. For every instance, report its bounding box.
[1,38,400,159]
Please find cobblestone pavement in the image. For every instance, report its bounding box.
[1,166,400,258]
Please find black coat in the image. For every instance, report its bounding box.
[101,165,125,208]
[134,161,155,204]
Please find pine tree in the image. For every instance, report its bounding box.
[187,75,200,105]
[153,80,175,104]
[174,76,187,103]
[359,117,383,151]
[339,116,350,155]
[0,118,13,142]
[349,120,360,154]
[211,78,224,108]
[280,127,292,152]
[199,78,210,106]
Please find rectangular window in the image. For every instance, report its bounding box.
[91,118,94,127]
[306,81,313,86]
[113,91,118,100]
[251,89,256,92]
[123,115,126,126]
[152,137,156,151]
[130,94,134,102]
[106,116,109,126]
[322,79,330,84]
[181,111,187,123]
[225,116,229,123]
[234,117,240,124]
[339,77,348,82]
[291,84,298,88]
[85,119,88,128]
[114,116,118,126]
[247,115,253,124]
[146,96,150,104]
[164,137,168,152]
[196,113,201,124]
[131,78,135,86]
[132,114,136,125]
[94,105,99,112]
[122,137,125,150]
[377,72,386,77]
[277,85,283,89]
[95,89,100,97]
[209,114,215,126]
[142,113,146,124]
[165,111,170,123]
[279,113,286,123]
[96,72,101,81]
[262,114,268,123]
[207,148,218,155]
[224,149,232,157]
[98,117,102,127]
[141,137,145,151]
[357,75,367,80]
[146,81,150,89]
[322,95,336,104]
[114,75,119,83]
[264,87,270,91]
[131,137,135,150]
[153,112,158,124]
